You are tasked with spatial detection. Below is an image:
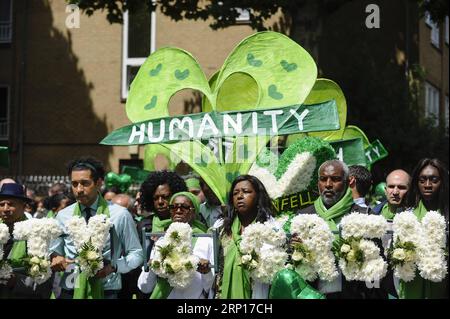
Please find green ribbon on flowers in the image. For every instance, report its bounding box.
[381,203,396,221]
[220,217,252,299]
[269,268,325,299]
[72,195,110,299]
[313,187,354,233]
[150,226,204,299]
[46,210,55,219]
[398,202,448,299]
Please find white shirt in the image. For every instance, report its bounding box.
[137,236,215,299]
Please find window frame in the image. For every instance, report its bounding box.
[0,85,10,141]
[0,0,12,44]
[121,5,156,100]
[424,81,440,127]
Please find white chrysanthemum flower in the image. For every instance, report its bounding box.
[0,223,10,244]
[290,215,337,282]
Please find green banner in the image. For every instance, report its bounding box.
[365,139,388,165]
[101,100,339,146]
[272,190,317,214]
[329,138,367,167]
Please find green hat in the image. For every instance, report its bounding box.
[185,177,201,189]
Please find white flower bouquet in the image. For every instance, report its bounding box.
[388,211,421,282]
[239,221,288,284]
[13,218,62,285]
[0,222,11,285]
[337,213,388,282]
[289,215,338,282]
[149,222,200,289]
[66,215,112,277]
[417,211,448,282]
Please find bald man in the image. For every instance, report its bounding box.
[373,169,411,220]
[111,194,134,214]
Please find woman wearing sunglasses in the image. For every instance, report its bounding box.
[137,192,212,299]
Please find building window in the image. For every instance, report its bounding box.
[425,82,440,127]
[121,2,156,100]
[445,16,449,45]
[0,86,9,140]
[0,0,12,43]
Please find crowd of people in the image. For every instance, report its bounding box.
[0,155,448,299]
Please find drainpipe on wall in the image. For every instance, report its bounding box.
[17,0,28,177]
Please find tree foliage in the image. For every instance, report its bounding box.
[68,0,448,29]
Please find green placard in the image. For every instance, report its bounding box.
[329,138,367,167]
[101,101,339,146]
[0,147,9,168]
[365,139,388,165]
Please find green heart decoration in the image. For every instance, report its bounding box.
[269,268,325,299]
[104,172,132,193]
[249,136,336,200]
[122,31,320,204]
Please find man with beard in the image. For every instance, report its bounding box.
[295,160,389,299]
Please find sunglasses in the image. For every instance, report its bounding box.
[169,204,194,212]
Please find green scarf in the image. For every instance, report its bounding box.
[220,217,252,299]
[150,225,204,299]
[152,215,173,232]
[399,201,448,299]
[313,187,354,232]
[72,195,110,299]
[381,203,396,221]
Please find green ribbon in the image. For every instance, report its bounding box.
[269,268,325,299]
[72,195,110,299]
[398,202,448,299]
[381,203,396,221]
[150,226,204,299]
[220,217,252,299]
[313,187,354,232]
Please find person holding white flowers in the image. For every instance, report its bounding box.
[49,157,143,299]
[400,158,449,299]
[213,174,274,299]
[137,191,212,298]
[295,160,392,299]
[0,183,53,298]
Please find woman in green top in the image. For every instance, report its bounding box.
[401,158,449,299]
[216,175,274,299]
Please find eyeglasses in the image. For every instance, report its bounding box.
[169,204,194,212]
[418,176,440,184]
